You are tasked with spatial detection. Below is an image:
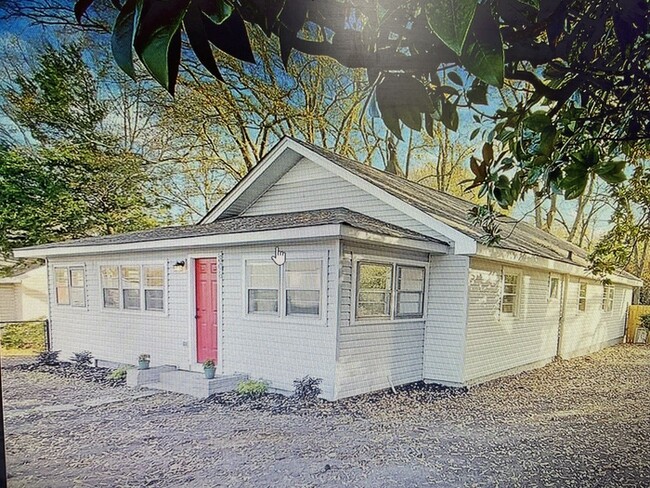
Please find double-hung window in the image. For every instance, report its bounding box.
[285,261,321,316]
[121,266,141,310]
[101,264,165,312]
[578,282,588,311]
[144,266,165,311]
[395,266,426,318]
[602,284,614,312]
[501,273,519,316]
[356,262,393,319]
[54,266,86,307]
[355,261,426,321]
[246,262,280,314]
[245,259,323,318]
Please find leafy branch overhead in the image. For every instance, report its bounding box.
[74,0,648,211]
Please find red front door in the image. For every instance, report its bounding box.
[195,258,218,363]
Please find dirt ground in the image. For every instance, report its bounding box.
[2,344,650,487]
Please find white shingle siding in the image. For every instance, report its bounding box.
[48,253,189,368]
[559,278,632,358]
[335,243,428,399]
[220,242,338,399]
[242,157,448,242]
[423,255,469,385]
[464,258,562,383]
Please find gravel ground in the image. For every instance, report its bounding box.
[2,344,650,487]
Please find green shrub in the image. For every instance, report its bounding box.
[235,379,268,398]
[293,376,322,400]
[0,322,45,350]
[640,314,650,330]
[37,350,60,365]
[106,365,130,380]
[70,350,93,367]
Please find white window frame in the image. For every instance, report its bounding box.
[578,282,588,312]
[245,260,281,316]
[242,253,326,324]
[352,256,427,324]
[54,266,86,307]
[99,263,167,314]
[500,269,521,317]
[356,261,394,320]
[284,259,323,317]
[602,284,614,312]
[548,274,560,301]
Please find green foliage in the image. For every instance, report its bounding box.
[235,379,269,398]
[293,376,322,400]
[106,365,130,380]
[0,43,162,257]
[640,315,650,331]
[71,0,648,239]
[37,350,61,366]
[425,0,477,57]
[0,322,45,350]
[70,350,93,367]
[138,353,150,362]
[202,358,216,368]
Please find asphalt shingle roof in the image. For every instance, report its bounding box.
[21,208,443,251]
[295,139,595,269]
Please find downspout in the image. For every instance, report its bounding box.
[45,258,53,351]
[556,273,570,358]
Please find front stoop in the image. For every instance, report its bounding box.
[147,370,248,398]
[126,365,177,387]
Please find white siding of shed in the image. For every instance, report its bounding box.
[423,255,469,385]
[0,284,17,322]
[220,242,339,400]
[464,259,562,383]
[559,278,632,358]
[16,266,48,321]
[48,252,190,368]
[335,243,428,399]
[242,157,448,242]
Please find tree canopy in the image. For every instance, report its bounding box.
[0,42,161,259]
[71,0,649,228]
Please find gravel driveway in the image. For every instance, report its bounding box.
[3,344,650,487]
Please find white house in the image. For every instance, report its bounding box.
[0,263,48,323]
[14,138,641,400]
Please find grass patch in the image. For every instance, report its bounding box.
[0,321,45,355]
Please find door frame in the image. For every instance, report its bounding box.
[187,254,222,373]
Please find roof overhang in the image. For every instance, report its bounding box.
[13,224,448,259]
[201,138,477,255]
[476,245,643,287]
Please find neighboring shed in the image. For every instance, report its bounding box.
[14,137,642,400]
[0,264,48,323]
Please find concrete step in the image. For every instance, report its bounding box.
[155,370,248,398]
[126,365,177,387]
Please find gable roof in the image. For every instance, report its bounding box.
[296,139,588,266]
[16,208,444,254]
[202,137,639,283]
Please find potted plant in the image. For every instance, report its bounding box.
[203,358,216,379]
[635,315,650,344]
[138,353,151,370]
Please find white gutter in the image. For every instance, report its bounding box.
[475,245,642,287]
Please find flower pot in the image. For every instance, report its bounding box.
[204,367,216,379]
[138,360,150,370]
